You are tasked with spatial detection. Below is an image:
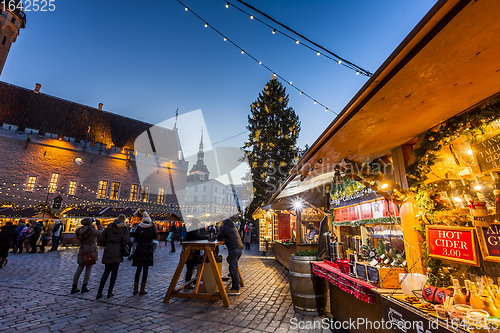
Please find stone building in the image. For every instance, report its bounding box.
[0,1,25,75]
[0,81,188,217]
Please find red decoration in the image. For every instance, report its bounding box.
[426,226,479,266]
[360,202,373,219]
[277,213,291,240]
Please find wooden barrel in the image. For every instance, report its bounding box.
[289,255,328,315]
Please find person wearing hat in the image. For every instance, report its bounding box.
[96,214,130,299]
[0,222,17,268]
[131,211,157,295]
[71,218,103,294]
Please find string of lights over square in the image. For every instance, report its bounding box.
[226,0,373,77]
[179,0,345,114]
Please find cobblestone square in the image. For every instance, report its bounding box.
[0,243,332,332]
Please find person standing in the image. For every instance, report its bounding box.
[37,223,50,253]
[217,218,243,295]
[29,221,43,253]
[49,219,63,251]
[243,223,253,250]
[184,219,207,287]
[71,218,103,294]
[0,222,17,268]
[132,212,157,295]
[169,223,177,253]
[96,214,130,299]
[11,220,26,254]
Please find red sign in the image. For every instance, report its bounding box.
[426,226,479,266]
[348,205,360,221]
[360,202,373,219]
[277,213,291,240]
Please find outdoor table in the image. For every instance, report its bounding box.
[163,240,244,307]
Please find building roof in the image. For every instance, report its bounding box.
[268,0,500,204]
[0,81,180,157]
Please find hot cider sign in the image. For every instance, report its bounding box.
[426,226,479,266]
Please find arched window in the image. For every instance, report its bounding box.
[1,36,6,46]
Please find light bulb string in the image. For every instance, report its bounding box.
[224,0,370,76]
[178,0,336,114]
[233,0,372,77]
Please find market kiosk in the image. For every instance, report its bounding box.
[263,0,500,331]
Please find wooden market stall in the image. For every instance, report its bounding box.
[264,0,500,331]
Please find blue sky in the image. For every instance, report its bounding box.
[2,0,437,151]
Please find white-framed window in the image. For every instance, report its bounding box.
[141,185,149,202]
[48,173,59,193]
[68,181,77,196]
[202,195,206,202]
[195,185,199,192]
[203,185,207,192]
[26,176,37,192]
[130,184,139,201]
[215,186,218,193]
[158,188,165,204]
[97,180,108,199]
[194,196,198,203]
[110,182,120,200]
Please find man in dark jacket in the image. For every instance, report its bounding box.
[217,218,243,295]
[0,222,18,268]
[29,221,43,253]
[184,219,207,286]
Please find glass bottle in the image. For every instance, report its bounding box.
[453,279,467,305]
[465,280,471,304]
[470,284,484,309]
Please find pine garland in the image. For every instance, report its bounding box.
[332,216,400,227]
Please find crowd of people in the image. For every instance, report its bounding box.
[0,213,257,299]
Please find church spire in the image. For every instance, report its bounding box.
[199,128,204,151]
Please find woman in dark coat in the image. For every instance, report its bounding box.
[132,212,157,295]
[71,218,103,294]
[0,222,17,268]
[96,214,130,299]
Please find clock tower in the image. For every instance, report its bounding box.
[0,0,26,75]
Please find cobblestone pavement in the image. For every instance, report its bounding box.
[0,242,332,333]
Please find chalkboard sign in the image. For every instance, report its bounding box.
[477,223,500,262]
[356,263,367,280]
[366,266,380,285]
[474,134,500,173]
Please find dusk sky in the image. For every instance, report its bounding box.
[1,0,437,153]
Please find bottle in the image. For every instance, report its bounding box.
[470,284,484,309]
[453,279,467,305]
[484,285,500,309]
[464,280,471,304]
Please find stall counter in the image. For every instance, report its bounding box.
[274,241,317,270]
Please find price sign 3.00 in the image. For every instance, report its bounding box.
[426,225,479,266]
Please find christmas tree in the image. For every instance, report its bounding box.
[243,77,301,221]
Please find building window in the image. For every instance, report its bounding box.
[215,186,217,193]
[158,188,165,204]
[2,36,6,46]
[26,176,37,192]
[202,196,206,202]
[141,186,149,202]
[194,196,198,203]
[203,185,207,192]
[194,185,199,192]
[130,184,139,201]
[68,181,77,196]
[110,182,120,200]
[97,180,108,199]
[48,173,59,193]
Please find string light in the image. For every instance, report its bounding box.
[177,0,337,114]
[250,15,254,19]
[185,7,188,11]
[222,0,372,76]
[205,23,208,28]
[295,40,299,44]
[225,2,229,8]
[223,37,227,41]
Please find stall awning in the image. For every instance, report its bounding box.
[149,212,182,221]
[0,207,45,217]
[63,206,108,217]
[269,0,500,205]
[100,207,138,217]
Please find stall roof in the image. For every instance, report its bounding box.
[100,207,138,217]
[269,0,500,204]
[149,212,182,221]
[0,207,45,217]
[63,206,108,217]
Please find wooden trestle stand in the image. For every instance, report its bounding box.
[163,240,244,307]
